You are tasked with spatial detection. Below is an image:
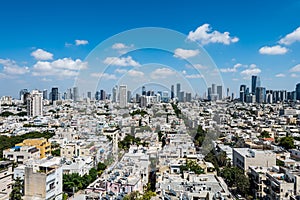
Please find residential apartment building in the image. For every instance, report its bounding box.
[0,161,13,200]
[23,157,63,200]
[16,138,51,159]
[233,148,276,172]
[3,145,40,164]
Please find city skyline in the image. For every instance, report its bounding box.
[1,1,300,97]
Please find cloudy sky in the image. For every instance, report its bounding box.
[1,0,300,97]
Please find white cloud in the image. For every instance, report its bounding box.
[31,49,53,60]
[112,43,133,49]
[41,77,52,82]
[279,27,300,45]
[240,68,261,78]
[174,48,199,59]
[0,59,30,75]
[150,68,176,79]
[90,73,117,80]
[187,24,239,45]
[103,56,141,67]
[291,73,299,78]
[259,45,288,55]
[220,63,242,73]
[275,73,286,77]
[127,70,144,77]
[112,43,134,54]
[115,69,128,74]
[185,74,204,79]
[290,64,300,72]
[32,58,87,77]
[75,39,89,46]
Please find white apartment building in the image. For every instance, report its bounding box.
[3,145,40,164]
[0,161,13,200]
[27,90,43,117]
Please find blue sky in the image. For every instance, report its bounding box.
[1,0,300,98]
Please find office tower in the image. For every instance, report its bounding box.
[179,91,185,102]
[266,90,273,104]
[65,88,72,100]
[171,85,174,99]
[176,83,181,98]
[240,85,246,102]
[142,86,146,96]
[135,94,141,103]
[27,90,43,117]
[87,91,92,99]
[112,86,117,102]
[19,89,28,100]
[186,92,192,102]
[217,85,222,100]
[140,95,147,108]
[42,90,48,100]
[251,75,260,94]
[100,89,106,100]
[73,87,79,101]
[212,84,216,95]
[227,88,229,97]
[95,91,100,100]
[51,87,59,102]
[119,85,127,108]
[255,87,266,103]
[161,91,169,102]
[296,83,300,100]
[207,87,212,100]
[127,90,131,103]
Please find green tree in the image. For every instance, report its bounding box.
[51,149,60,156]
[279,136,295,150]
[259,131,271,138]
[221,166,250,196]
[9,177,23,200]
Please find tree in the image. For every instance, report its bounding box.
[221,166,250,196]
[259,131,271,138]
[9,177,23,200]
[279,136,295,150]
[97,162,107,171]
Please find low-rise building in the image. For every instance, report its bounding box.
[233,148,276,172]
[3,146,40,164]
[0,161,13,200]
[16,138,51,158]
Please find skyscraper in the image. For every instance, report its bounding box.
[19,89,28,100]
[27,90,43,117]
[42,89,48,100]
[207,87,212,100]
[171,85,174,99]
[176,83,181,99]
[100,89,106,100]
[255,87,266,103]
[240,85,246,102]
[251,75,260,94]
[87,91,92,99]
[217,85,222,100]
[142,86,146,96]
[73,87,79,101]
[95,91,100,100]
[119,85,127,108]
[51,87,59,102]
[127,90,131,103]
[296,83,300,101]
[112,86,117,102]
[212,84,216,95]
